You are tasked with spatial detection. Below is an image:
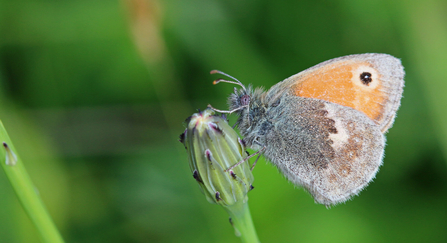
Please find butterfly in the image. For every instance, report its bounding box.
[209,53,405,206]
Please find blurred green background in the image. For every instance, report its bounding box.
[1,0,447,242]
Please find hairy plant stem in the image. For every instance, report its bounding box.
[0,121,64,243]
[225,201,260,243]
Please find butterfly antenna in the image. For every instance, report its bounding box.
[210,70,247,92]
[207,104,248,114]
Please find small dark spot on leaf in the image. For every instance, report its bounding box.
[179,129,186,144]
[239,138,246,148]
[193,170,203,183]
[205,149,212,162]
[208,122,222,134]
[230,170,237,179]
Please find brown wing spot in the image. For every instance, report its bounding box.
[342,122,363,158]
[307,103,339,170]
[328,127,338,134]
[293,62,385,123]
[336,121,364,176]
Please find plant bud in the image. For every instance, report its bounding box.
[180,109,254,207]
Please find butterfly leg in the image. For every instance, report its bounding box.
[225,151,258,171]
[250,149,265,171]
[225,142,266,172]
[250,140,266,170]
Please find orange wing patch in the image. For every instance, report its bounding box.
[293,62,385,123]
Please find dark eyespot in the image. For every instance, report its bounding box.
[240,94,250,106]
[360,72,372,85]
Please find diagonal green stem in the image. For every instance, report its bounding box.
[0,121,64,243]
[225,201,260,243]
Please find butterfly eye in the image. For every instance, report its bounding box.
[240,94,250,106]
[360,72,373,85]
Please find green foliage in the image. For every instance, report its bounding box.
[0,0,447,242]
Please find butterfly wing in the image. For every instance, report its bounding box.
[263,96,384,205]
[266,53,404,133]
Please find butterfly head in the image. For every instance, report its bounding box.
[209,70,251,115]
[228,86,250,114]
[210,70,270,140]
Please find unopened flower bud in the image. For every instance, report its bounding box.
[180,109,254,207]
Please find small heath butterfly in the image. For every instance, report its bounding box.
[210,53,404,206]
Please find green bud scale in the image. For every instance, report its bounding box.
[180,109,254,207]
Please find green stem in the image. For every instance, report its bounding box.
[0,121,64,243]
[225,202,260,243]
